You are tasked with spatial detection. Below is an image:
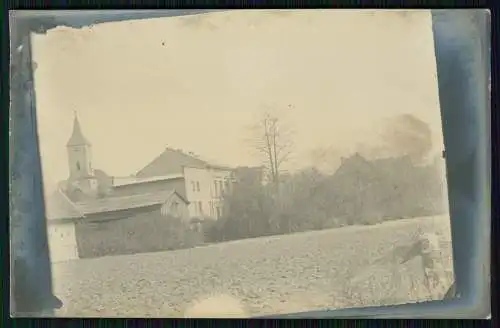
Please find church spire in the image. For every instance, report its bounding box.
[66,111,91,147]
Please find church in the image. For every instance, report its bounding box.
[45,114,236,262]
[63,113,235,219]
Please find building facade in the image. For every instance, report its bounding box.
[183,166,233,219]
[125,146,236,220]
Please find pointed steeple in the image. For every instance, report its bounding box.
[66,112,91,147]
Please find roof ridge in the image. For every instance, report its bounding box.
[175,148,207,163]
[162,146,209,162]
[81,188,177,201]
[135,146,209,177]
[74,188,188,215]
[55,188,86,218]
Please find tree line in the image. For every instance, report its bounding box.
[203,155,447,243]
[202,111,448,243]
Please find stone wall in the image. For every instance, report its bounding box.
[75,205,202,258]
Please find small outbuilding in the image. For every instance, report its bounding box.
[73,189,191,258]
[45,188,192,260]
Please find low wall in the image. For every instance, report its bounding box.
[75,207,202,258]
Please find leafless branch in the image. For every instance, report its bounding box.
[247,108,294,188]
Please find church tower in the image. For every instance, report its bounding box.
[66,113,98,196]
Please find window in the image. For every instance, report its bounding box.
[191,181,196,192]
[213,180,223,196]
[196,181,200,192]
[197,202,203,215]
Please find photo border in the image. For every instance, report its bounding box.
[7,9,492,319]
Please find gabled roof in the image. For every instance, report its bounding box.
[333,153,372,179]
[75,189,189,215]
[67,115,91,147]
[136,147,223,177]
[112,173,185,188]
[45,189,85,220]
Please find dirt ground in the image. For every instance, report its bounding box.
[51,215,454,317]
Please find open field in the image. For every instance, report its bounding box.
[51,215,454,317]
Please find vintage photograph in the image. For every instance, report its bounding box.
[30,9,454,317]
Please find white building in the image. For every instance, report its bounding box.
[109,160,234,220]
[60,115,236,221]
[183,165,234,219]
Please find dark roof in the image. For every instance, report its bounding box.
[75,189,188,215]
[136,147,232,177]
[136,147,208,177]
[66,115,91,147]
[45,189,85,220]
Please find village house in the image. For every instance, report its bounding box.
[63,114,236,220]
[45,186,191,260]
[45,115,237,261]
[114,146,236,220]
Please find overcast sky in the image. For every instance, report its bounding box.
[31,9,444,189]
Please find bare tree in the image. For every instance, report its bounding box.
[245,107,295,233]
[249,111,294,191]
